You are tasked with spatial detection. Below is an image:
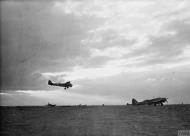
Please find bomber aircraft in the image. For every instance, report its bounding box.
[132,97,168,106]
[48,80,73,90]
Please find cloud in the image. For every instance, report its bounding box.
[1,0,190,105]
[41,65,122,81]
[0,90,122,106]
[1,1,94,90]
[129,20,190,66]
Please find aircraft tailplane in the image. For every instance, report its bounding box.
[132,98,138,105]
[48,80,53,85]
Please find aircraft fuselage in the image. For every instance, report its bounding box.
[132,98,168,106]
[48,80,72,89]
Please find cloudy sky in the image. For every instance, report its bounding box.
[1,0,190,106]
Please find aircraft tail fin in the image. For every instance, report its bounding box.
[132,98,138,105]
[48,80,53,85]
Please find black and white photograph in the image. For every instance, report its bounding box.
[1,0,190,136]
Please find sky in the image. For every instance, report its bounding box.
[1,0,190,106]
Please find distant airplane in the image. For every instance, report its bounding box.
[46,102,56,107]
[48,80,73,90]
[132,97,168,106]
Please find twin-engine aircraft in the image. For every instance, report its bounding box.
[48,80,72,90]
[132,97,168,106]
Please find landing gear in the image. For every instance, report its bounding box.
[154,103,163,106]
[161,102,163,106]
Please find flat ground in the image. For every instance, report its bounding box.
[1,105,190,136]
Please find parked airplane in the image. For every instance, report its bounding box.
[46,102,56,107]
[132,97,168,106]
[48,80,72,90]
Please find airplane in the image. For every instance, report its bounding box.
[46,102,56,107]
[48,80,73,90]
[132,97,168,106]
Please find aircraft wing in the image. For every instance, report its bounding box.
[150,98,167,103]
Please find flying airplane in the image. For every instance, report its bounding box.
[132,97,168,106]
[48,80,73,90]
